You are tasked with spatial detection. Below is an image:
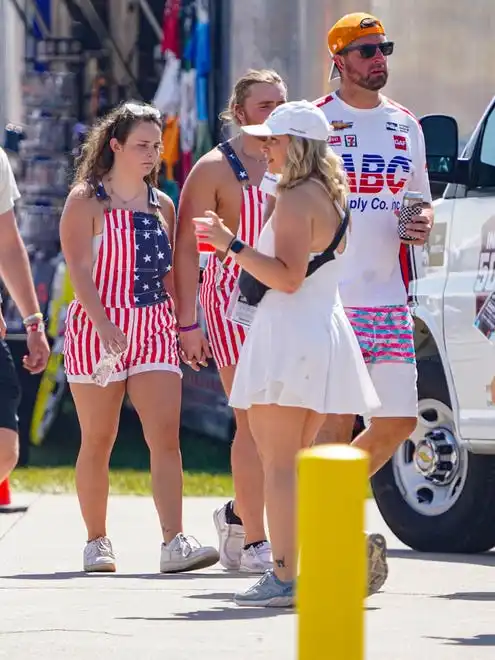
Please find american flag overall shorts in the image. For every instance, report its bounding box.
[64,182,181,383]
[199,140,267,369]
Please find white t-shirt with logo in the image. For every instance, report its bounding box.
[0,147,20,216]
[315,93,432,308]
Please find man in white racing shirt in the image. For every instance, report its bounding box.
[314,12,434,593]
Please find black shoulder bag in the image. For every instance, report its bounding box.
[238,203,350,306]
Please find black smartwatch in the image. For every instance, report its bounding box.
[228,238,246,255]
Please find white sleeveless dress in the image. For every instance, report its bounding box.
[229,217,381,414]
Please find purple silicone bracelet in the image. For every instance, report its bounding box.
[179,322,200,332]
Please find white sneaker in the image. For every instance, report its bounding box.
[83,536,116,573]
[160,533,219,573]
[213,502,245,570]
[240,541,273,573]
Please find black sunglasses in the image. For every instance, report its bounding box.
[341,41,394,59]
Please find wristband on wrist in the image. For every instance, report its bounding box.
[179,322,200,333]
[23,312,43,326]
[26,320,45,333]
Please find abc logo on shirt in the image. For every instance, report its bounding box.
[342,153,411,195]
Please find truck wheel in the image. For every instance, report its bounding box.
[371,358,495,553]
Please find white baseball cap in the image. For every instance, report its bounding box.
[241,100,332,142]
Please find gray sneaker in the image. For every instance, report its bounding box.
[160,533,219,573]
[367,532,388,595]
[234,569,294,607]
[83,536,116,573]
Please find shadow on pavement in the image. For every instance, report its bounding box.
[435,592,495,602]
[183,591,380,612]
[189,591,381,612]
[117,607,293,622]
[386,548,495,567]
[187,591,235,600]
[0,505,29,514]
[1,571,253,581]
[425,634,495,647]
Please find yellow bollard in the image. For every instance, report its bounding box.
[297,444,369,660]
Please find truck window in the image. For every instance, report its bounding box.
[478,109,495,187]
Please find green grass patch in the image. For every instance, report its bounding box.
[10,466,234,497]
[12,466,369,498]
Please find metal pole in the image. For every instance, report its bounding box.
[26,0,51,38]
[137,0,162,42]
[297,444,368,660]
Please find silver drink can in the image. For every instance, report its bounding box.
[91,351,122,388]
[398,191,424,241]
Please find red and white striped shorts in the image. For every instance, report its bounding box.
[199,270,246,370]
[64,299,181,384]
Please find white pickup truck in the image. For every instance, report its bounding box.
[371,98,495,553]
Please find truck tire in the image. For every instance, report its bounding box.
[371,358,495,553]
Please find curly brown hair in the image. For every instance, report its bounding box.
[73,101,162,193]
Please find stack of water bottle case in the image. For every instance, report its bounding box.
[1,70,82,451]
[3,69,77,335]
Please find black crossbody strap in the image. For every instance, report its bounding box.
[306,203,350,276]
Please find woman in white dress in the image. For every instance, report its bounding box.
[194,100,380,607]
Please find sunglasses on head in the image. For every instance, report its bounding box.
[341,41,394,59]
[110,103,161,139]
[124,102,161,119]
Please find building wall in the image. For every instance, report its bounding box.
[227,0,495,140]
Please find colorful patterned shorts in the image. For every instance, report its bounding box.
[345,305,415,365]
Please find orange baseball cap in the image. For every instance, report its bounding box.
[327,13,386,56]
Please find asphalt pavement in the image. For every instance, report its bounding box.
[1,494,495,659]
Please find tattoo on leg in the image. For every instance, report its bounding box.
[275,557,286,568]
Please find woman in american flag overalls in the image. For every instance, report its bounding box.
[60,102,218,573]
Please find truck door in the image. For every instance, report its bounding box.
[443,103,495,439]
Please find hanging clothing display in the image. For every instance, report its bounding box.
[179,67,196,183]
[160,115,180,208]
[155,0,183,202]
[177,0,197,182]
[193,115,212,162]
[195,0,211,80]
[160,0,181,57]
[193,0,212,160]
[154,0,214,203]
[153,53,181,116]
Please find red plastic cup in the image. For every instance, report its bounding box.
[0,479,11,506]
[196,240,216,253]
[193,217,216,253]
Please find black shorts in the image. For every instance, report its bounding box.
[0,340,21,432]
